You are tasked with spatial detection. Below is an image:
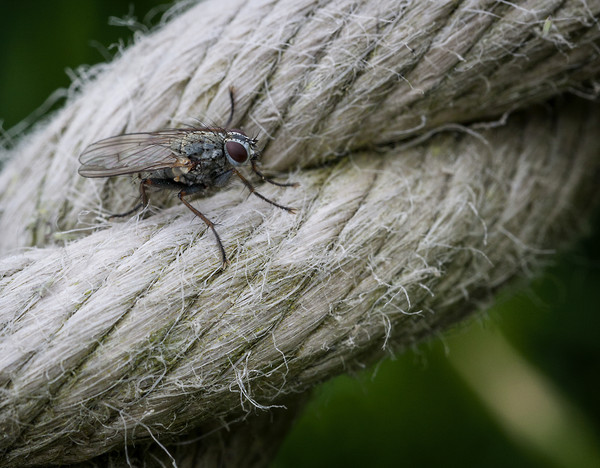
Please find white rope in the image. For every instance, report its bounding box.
[0,0,599,465]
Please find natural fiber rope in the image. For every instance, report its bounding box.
[0,0,599,466]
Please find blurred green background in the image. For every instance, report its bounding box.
[1,2,599,467]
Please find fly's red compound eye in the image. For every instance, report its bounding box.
[225,140,249,164]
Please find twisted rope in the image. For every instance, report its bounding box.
[1,0,599,465]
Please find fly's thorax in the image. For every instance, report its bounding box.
[176,150,229,187]
[170,129,259,167]
[196,144,222,159]
[174,132,223,159]
[164,129,260,186]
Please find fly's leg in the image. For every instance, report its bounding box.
[111,178,227,267]
[231,168,296,214]
[177,184,228,268]
[109,177,152,218]
[178,193,228,268]
[251,160,299,188]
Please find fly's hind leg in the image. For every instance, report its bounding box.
[109,177,152,218]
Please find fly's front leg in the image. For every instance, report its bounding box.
[231,168,296,213]
[251,160,299,188]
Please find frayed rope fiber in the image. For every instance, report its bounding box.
[1,0,600,466]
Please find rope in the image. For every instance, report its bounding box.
[1,0,599,465]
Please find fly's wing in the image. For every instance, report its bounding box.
[78,130,193,178]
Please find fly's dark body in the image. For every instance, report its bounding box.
[139,130,245,191]
[78,123,296,268]
[165,131,232,188]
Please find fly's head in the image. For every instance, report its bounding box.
[223,131,260,168]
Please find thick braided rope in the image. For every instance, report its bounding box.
[0,0,599,465]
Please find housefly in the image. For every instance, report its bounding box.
[78,91,297,268]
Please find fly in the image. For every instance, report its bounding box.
[78,90,297,268]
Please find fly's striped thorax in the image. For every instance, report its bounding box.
[172,131,224,159]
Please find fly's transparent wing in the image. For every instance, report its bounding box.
[78,130,193,177]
